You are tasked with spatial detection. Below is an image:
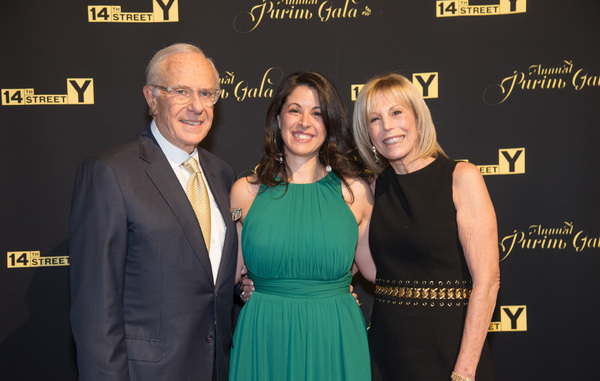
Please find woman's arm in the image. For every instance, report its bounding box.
[230,176,259,284]
[452,162,501,380]
[344,177,377,283]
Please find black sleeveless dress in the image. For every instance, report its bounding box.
[368,157,493,381]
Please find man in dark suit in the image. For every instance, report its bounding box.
[69,43,237,381]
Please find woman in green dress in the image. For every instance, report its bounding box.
[229,71,376,381]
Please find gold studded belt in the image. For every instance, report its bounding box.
[375,279,472,301]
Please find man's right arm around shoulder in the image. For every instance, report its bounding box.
[69,157,131,380]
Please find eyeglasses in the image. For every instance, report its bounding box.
[152,85,222,105]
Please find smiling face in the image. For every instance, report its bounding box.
[277,85,326,161]
[368,91,420,173]
[143,52,217,153]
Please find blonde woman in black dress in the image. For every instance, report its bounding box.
[352,73,499,381]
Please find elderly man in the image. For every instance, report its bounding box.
[69,43,237,381]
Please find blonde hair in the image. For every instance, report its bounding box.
[352,73,446,176]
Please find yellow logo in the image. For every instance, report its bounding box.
[437,0,526,18]
[7,251,70,268]
[2,78,94,106]
[413,72,439,99]
[489,305,527,332]
[88,0,179,23]
[467,148,525,176]
[350,84,365,101]
[351,72,439,101]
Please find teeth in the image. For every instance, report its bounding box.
[183,120,202,126]
[384,136,404,144]
[292,132,312,141]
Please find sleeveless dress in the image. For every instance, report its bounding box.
[229,172,371,381]
[368,157,494,381]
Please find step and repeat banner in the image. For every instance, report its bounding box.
[1,0,598,379]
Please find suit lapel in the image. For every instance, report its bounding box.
[139,129,215,285]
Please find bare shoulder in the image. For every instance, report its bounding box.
[342,176,373,202]
[341,176,374,213]
[369,178,377,194]
[453,161,494,212]
[454,161,482,179]
[232,174,259,192]
[453,161,486,191]
[231,174,260,204]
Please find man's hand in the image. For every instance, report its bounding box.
[239,266,254,303]
[350,285,360,305]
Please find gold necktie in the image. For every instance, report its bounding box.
[183,157,211,252]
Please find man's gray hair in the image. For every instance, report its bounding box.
[145,43,220,93]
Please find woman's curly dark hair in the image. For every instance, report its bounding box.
[253,71,365,200]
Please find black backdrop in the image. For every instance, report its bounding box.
[1,1,599,379]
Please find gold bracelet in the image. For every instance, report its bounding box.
[451,371,473,381]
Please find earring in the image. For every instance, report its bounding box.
[372,146,379,163]
[274,127,284,164]
[320,147,332,173]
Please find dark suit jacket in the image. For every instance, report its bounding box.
[69,127,237,381]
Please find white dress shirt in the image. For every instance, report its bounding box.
[151,121,225,281]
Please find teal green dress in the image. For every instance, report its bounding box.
[229,172,370,380]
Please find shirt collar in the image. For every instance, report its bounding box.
[150,120,197,168]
